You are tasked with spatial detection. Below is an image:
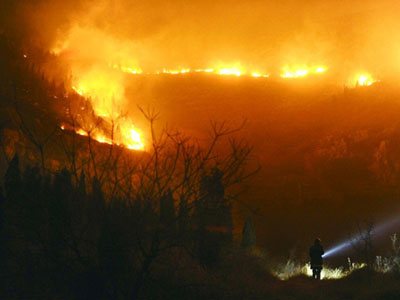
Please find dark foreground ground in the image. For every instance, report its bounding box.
[141,268,400,300]
[134,250,400,300]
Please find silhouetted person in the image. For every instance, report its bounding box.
[309,238,324,280]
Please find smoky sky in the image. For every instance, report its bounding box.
[2,0,400,77]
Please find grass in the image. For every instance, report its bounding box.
[139,249,400,299]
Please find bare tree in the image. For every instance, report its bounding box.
[6,96,259,298]
[352,218,375,282]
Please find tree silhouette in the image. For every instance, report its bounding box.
[4,153,21,200]
[0,105,256,298]
[195,167,233,266]
[242,215,256,249]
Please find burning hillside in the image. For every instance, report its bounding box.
[2,0,391,149]
[2,0,400,271]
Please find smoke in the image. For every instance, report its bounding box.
[2,0,400,77]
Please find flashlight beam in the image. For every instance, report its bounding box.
[323,215,400,258]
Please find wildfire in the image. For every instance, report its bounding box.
[65,61,376,152]
[51,24,380,153]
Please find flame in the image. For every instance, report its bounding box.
[281,69,308,78]
[112,64,142,74]
[76,128,88,136]
[251,72,270,78]
[105,60,328,80]
[51,25,145,151]
[195,68,214,73]
[72,86,86,96]
[251,73,262,77]
[117,119,144,150]
[60,120,143,150]
[116,65,272,78]
[355,73,378,86]
[67,67,144,150]
[161,68,191,74]
[280,65,326,78]
[218,68,242,76]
